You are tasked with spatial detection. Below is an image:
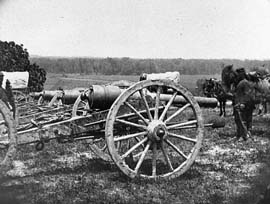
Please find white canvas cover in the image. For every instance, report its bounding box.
[145,71,180,84]
[1,71,29,89]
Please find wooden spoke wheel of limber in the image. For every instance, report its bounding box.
[13,90,27,105]
[105,79,204,180]
[0,100,17,175]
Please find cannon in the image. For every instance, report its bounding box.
[0,79,223,180]
[16,88,85,124]
[32,88,85,105]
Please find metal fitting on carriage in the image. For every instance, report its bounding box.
[38,127,50,143]
[35,141,45,151]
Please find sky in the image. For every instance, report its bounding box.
[0,0,270,59]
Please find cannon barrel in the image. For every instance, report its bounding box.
[86,84,218,110]
[30,91,44,99]
[31,90,61,101]
[62,88,85,104]
[156,94,218,108]
[31,88,84,104]
[87,85,122,110]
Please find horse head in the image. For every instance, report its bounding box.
[221,64,238,92]
[203,78,216,97]
[256,76,270,96]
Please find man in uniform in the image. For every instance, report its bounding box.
[233,70,257,140]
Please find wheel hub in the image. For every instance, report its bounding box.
[147,120,167,141]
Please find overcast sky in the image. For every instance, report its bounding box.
[0,0,270,59]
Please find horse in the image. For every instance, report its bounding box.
[203,78,233,117]
[254,74,270,114]
[221,65,250,93]
[221,65,270,115]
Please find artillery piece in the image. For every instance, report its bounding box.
[17,88,86,125]
[0,79,223,180]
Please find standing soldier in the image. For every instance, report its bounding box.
[233,71,258,140]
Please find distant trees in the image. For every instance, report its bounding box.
[30,56,270,76]
[0,41,46,91]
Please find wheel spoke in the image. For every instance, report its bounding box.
[114,131,147,142]
[171,125,198,130]
[139,90,153,121]
[167,120,197,130]
[165,139,188,160]
[161,142,174,171]
[134,141,151,174]
[159,92,177,121]
[154,86,161,120]
[164,103,191,124]
[134,136,146,149]
[152,142,157,177]
[121,137,148,159]
[124,102,149,125]
[167,132,197,143]
[0,120,6,125]
[115,119,147,130]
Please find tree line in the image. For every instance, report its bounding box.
[30,56,270,75]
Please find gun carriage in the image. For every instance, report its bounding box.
[0,79,222,180]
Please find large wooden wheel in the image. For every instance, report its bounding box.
[105,80,204,180]
[13,90,28,105]
[0,100,17,174]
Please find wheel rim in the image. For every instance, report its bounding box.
[72,91,90,117]
[13,90,27,104]
[48,91,63,107]
[0,100,17,174]
[105,80,204,180]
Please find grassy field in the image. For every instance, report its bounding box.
[44,73,220,94]
[1,74,270,204]
[1,109,270,204]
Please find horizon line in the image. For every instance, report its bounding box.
[29,55,270,61]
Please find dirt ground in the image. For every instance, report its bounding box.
[1,107,270,204]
